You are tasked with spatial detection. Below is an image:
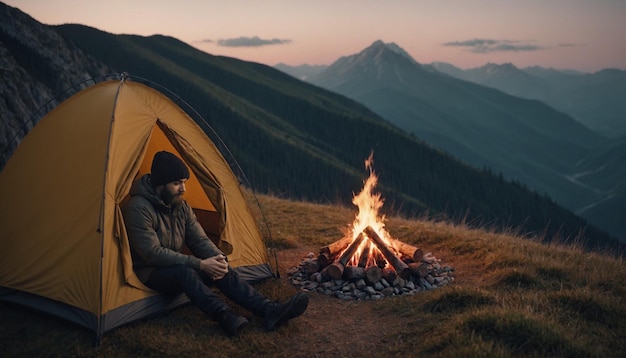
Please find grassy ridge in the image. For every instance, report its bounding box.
[1,195,624,357]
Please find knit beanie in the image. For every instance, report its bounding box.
[150,151,190,187]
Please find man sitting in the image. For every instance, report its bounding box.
[122,151,308,336]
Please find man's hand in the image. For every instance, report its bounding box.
[200,254,229,280]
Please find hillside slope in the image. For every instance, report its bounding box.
[0,2,110,165]
[2,194,626,356]
[309,40,626,244]
[311,41,605,211]
[430,60,626,241]
[55,24,621,251]
[434,62,626,138]
[0,2,621,252]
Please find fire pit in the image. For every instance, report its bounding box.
[289,153,454,300]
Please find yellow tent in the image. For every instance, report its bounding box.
[0,76,274,339]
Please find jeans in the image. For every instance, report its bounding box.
[144,265,270,319]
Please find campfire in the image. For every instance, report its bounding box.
[289,153,454,300]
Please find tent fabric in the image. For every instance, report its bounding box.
[0,77,274,339]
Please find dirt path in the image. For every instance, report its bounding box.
[266,246,410,357]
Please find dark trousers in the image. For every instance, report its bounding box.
[144,265,270,319]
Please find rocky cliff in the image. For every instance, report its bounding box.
[0,2,111,168]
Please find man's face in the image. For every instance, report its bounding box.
[160,179,187,205]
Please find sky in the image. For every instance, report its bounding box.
[5,0,626,72]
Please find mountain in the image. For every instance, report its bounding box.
[1,2,622,253]
[434,62,555,100]
[430,60,626,241]
[465,63,550,99]
[429,62,466,79]
[309,40,626,242]
[434,62,626,138]
[274,63,327,81]
[570,137,626,239]
[311,41,604,206]
[0,3,110,164]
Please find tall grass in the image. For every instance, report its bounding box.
[1,194,624,357]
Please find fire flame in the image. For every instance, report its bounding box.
[346,152,397,268]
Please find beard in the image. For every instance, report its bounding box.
[160,188,184,206]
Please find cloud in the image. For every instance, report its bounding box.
[215,36,292,47]
[443,39,544,53]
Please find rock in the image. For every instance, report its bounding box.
[393,277,406,288]
[355,279,367,289]
[364,286,377,295]
[310,272,322,282]
[356,291,368,299]
[419,277,433,290]
[290,252,453,300]
[380,278,390,288]
[381,287,394,296]
[0,3,111,169]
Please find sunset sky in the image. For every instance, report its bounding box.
[6,0,626,72]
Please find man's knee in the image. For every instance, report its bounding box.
[172,265,204,282]
[151,265,203,287]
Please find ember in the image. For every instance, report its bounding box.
[289,153,454,300]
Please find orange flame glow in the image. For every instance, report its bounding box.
[346,152,398,268]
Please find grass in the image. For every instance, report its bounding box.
[1,194,625,357]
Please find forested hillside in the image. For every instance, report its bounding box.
[1,1,621,254]
[49,24,621,253]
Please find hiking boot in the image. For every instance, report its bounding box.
[264,292,309,331]
[217,310,248,337]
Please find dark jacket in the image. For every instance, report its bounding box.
[122,174,223,282]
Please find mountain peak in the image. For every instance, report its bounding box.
[465,63,530,80]
[479,62,518,71]
[363,40,419,66]
[313,39,440,96]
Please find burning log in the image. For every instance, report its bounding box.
[357,246,370,268]
[288,152,456,299]
[325,233,365,279]
[408,262,429,278]
[316,252,333,270]
[343,266,365,281]
[317,236,354,268]
[301,260,319,274]
[363,226,411,279]
[371,250,387,269]
[365,265,382,284]
[390,240,424,262]
[381,267,397,283]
